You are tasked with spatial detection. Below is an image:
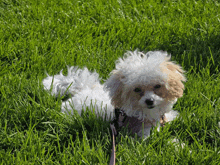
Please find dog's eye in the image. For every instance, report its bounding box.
[134,88,142,93]
[154,84,161,89]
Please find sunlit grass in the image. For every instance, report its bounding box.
[0,0,220,164]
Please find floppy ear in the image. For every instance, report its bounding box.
[161,61,186,100]
[104,70,124,108]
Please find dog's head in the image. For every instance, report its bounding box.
[105,50,186,119]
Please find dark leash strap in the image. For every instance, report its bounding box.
[109,123,116,165]
[109,109,126,165]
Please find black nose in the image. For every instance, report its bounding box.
[145,98,154,106]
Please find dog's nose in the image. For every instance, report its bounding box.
[145,98,154,106]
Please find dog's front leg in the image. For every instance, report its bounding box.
[137,120,161,138]
[137,125,152,138]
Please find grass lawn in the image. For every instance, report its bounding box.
[1,0,220,164]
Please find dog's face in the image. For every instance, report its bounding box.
[133,84,166,110]
[105,51,186,118]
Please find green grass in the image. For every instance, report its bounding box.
[1,0,220,164]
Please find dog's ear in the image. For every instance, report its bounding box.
[105,70,124,108]
[161,61,186,100]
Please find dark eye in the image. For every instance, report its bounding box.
[134,87,142,93]
[154,84,161,89]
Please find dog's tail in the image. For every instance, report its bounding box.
[42,66,101,97]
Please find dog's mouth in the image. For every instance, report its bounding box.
[147,105,155,109]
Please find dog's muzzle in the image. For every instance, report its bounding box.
[145,98,155,109]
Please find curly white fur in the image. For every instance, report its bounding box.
[43,50,186,137]
[43,67,114,118]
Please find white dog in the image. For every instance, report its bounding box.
[43,50,186,137]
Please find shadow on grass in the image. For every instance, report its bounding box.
[154,33,220,74]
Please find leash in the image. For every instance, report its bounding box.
[109,108,125,165]
[109,123,116,165]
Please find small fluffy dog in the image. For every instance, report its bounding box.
[43,50,186,137]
